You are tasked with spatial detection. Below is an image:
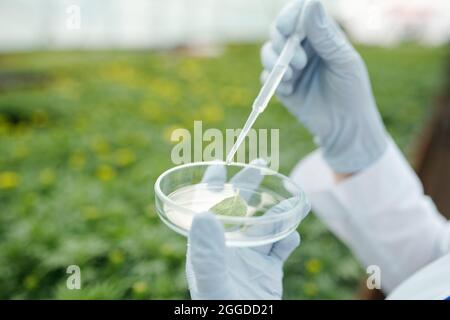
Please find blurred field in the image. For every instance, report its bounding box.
[0,44,447,299]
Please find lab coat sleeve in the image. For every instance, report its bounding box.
[290,137,450,293]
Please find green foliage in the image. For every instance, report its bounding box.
[0,44,446,299]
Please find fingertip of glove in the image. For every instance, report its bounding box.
[189,212,226,249]
[250,158,268,167]
[271,231,301,261]
[260,41,271,58]
[292,47,307,70]
[283,231,301,248]
[276,0,304,36]
[291,231,301,247]
[276,83,294,96]
[283,67,294,81]
[304,0,327,31]
[191,212,221,233]
[201,164,226,184]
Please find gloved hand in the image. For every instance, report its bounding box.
[261,0,388,173]
[186,161,302,299]
[186,213,300,299]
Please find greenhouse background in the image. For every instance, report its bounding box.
[0,0,449,51]
[0,0,449,299]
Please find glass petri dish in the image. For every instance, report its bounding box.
[154,161,310,247]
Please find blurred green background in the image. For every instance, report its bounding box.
[0,44,447,299]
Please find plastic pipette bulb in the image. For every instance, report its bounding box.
[225,1,308,164]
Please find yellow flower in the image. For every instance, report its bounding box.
[132,281,148,295]
[82,206,100,221]
[113,148,136,167]
[200,104,224,123]
[163,125,183,144]
[31,110,49,127]
[305,258,322,275]
[303,282,318,297]
[69,152,86,170]
[109,249,125,265]
[139,103,166,123]
[39,168,56,186]
[160,243,175,258]
[0,171,20,189]
[0,118,8,134]
[24,275,39,290]
[102,63,140,86]
[54,77,80,98]
[14,145,29,159]
[90,137,110,155]
[151,79,181,102]
[119,132,149,147]
[179,60,202,80]
[95,164,116,181]
[221,87,250,106]
[74,117,88,131]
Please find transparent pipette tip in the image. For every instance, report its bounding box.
[225,108,260,164]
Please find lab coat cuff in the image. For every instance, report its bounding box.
[290,137,422,217]
[290,137,449,292]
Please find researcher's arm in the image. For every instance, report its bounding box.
[262,0,450,293]
[291,139,450,293]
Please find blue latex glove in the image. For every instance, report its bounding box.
[186,161,302,299]
[186,213,300,299]
[261,0,388,173]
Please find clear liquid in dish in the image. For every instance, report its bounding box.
[164,183,278,231]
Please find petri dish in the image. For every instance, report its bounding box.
[154,161,310,247]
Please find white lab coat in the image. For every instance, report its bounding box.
[290,138,450,299]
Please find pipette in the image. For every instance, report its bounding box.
[225,1,308,164]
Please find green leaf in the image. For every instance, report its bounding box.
[209,192,247,217]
